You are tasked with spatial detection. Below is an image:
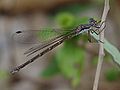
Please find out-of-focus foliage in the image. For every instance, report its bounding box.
[56,42,85,87]
[55,13,87,87]
[56,13,76,29]
[105,68,120,81]
[92,56,98,66]
[41,58,60,78]
[54,4,92,15]
[0,70,9,79]
[41,13,89,87]
[92,54,112,66]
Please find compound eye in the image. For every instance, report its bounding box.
[90,18,94,21]
[89,18,94,22]
[89,18,97,24]
[81,25,84,28]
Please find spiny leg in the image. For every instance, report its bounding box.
[94,23,106,35]
[90,29,104,43]
[96,20,101,25]
[87,29,99,43]
[91,20,106,35]
[95,20,106,29]
[90,29,99,35]
[87,30,92,42]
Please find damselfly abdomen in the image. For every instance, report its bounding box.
[10,18,105,74]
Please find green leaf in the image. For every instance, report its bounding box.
[52,4,92,14]
[54,15,90,87]
[105,68,120,81]
[0,70,9,79]
[77,17,89,24]
[56,12,77,29]
[56,45,85,87]
[92,56,98,66]
[92,33,120,66]
[40,58,60,78]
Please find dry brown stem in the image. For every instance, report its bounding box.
[93,0,110,90]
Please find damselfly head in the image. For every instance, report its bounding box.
[89,18,97,26]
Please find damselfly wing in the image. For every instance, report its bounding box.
[12,28,80,55]
[12,28,72,44]
[12,28,97,56]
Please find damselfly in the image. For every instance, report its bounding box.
[10,18,105,74]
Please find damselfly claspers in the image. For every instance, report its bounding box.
[10,18,105,74]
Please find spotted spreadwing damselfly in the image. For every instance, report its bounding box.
[10,18,105,74]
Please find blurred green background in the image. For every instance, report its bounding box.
[0,0,120,90]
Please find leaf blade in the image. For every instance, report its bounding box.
[92,33,120,65]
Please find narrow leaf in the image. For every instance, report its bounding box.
[92,33,120,65]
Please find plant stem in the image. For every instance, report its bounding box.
[93,0,110,90]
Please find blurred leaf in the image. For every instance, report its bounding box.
[104,53,112,62]
[53,4,92,14]
[56,44,85,87]
[105,68,120,81]
[92,54,112,66]
[92,56,98,66]
[0,70,8,79]
[55,14,88,87]
[56,13,90,43]
[56,12,92,29]
[77,17,89,24]
[56,12,77,29]
[41,59,60,78]
[93,0,104,4]
[92,33,120,66]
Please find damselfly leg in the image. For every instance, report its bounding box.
[89,21,106,43]
[94,21,106,34]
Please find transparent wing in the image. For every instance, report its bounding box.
[12,28,75,56]
[24,32,69,56]
[12,28,73,44]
